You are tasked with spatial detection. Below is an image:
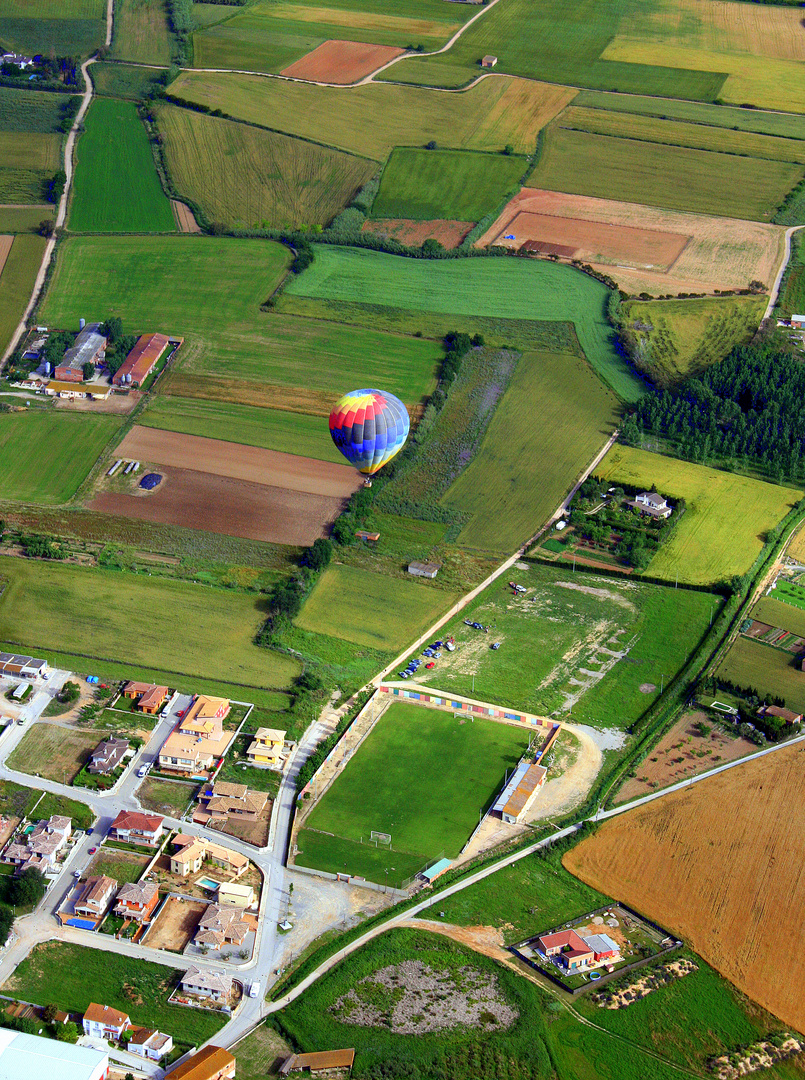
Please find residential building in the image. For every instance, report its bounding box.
[758,704,803,725]
[280,1049,356,1076]
[180,967,233,1002]
[194,904,250,950]
[109,810,164,846]
[170,835,248,878]
[196,781,268,826]
[493,762,547,824]
[407,561,440,579]
[634,491,673,519]
[122,681,169,713]
[0,1029,108,1080]
[128,1027,173,1061]
[165,1045,235,1080]
[159,696,234,775]
[54,323,106,383]
[217,882,255,908]
[74,875,118,919]
[2,814,71,873]
[87,737,129,775]
[112,332,177,388]
[581,933,620,963]
[1,53,34,69]
[114,880,159,922]
[82,1002,131,1041]
[246,728,286,766]
[538,930,594,971]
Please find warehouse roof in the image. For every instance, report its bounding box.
[0,1029,107,1080]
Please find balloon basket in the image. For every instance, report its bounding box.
[363,479,373,488]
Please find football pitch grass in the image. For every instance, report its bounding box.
[296,701,532,886]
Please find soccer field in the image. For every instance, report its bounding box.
[300,701,531,880]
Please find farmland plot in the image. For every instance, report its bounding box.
[0,0,106,56]
[111,0,173,64]
[0,234,45,359]
[0,85,73,132]
[280,39,404,82]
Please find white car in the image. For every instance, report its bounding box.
[137,763,149,778]
[248,982,260,998]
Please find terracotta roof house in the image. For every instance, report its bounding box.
[164,1045,235,1080]
[74,875,118,919]
[159,696,234,775]
[128,1027,173,1061]
[123,681,156,698]
[3,815,71,873]
[112,333,175,388]
[170,836,248,877]
[114,881,159,922]
[246,727,286,766]
[109,810,164,846]
[139,684,169,713]
[758,704,803,725]
[197,781,268,824]
[180,966,233,1001]
[194,904,250,949]
[280,1049,356,1076]
[538,929,594,971]
[82,1002,131,1041]
[87,737,129,775]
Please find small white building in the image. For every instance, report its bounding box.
[635,491,672,519]
[408,561,441,579]
[792,314,805,330]
[128,1028,173,1061]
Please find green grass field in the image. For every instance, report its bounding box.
[409,562,718,725]
[0,233,45,356]
[284,245,644,401]
[443,349,621,552]
[4,942,225,1045]
[371,148,525,223]
[0,86,73,132]
[170,70,575,160]
[620,296,766,386]
[0,411,121,503]
[717,636,805,713]
[111,0,173,64]
[303,701,531,864]
[0,556,301,689]
[526,125,802,222]
[157,103,376,229]
[90,60,163,99]
[39,236,440,406]
[778,233,805,318]
[768,579,805,614]
[296,564,456,651]
[596,445,803,585]
[69,97,175,232]
[0,0,106,56]
[139,395,344,462]
[0,205,53,232]
[752,595,805,640]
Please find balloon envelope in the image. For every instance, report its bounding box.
[329,389,410,476]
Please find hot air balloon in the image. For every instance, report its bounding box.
[329,389,410,479]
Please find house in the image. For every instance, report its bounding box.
[194,904,250,950]
[355,530,380,544]
[82,1002,131,1041]
[2,53,34,69]
[170,835,249,878]
[164,1045,235,1080]
[114,880,160,922]
[634,491,673,519]
[246,728,286,767]
[0,653,47,678]
[538,929,594,971]
[196,781,268,825]
[758,704,802,724]
[0,1030,108,1080]
[581,933,620,963]
[407,561,441,579]
[493,761,547,824]
[112,333,176,388]
[180,966,233,1002]
[159,696,234,775]
[87,736,129,775]
[122,681,169,713]
[480,54,497,67]
[217,882,255,908]
[54,322,107,383]
[74,875,118,919]
[791,314,805,330]
[280,1049,356,1076]
[2,815,71,873]
[109,809,164,846]
[128,1027,173,1061]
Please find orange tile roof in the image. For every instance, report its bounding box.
[84,1002,130,1027]
[113,333,172,386]
[164,1045,234,1080]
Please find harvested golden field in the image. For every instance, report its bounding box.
[480,188,784,296]
[157,104,375,228]
[0,131,60,172]
[565,742,805,1032]
[170,70,576,158]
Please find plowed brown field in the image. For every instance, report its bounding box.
[0,235,14,278]
[362,218,474,249]
[564,742,805,1032]
[281,40,405,84]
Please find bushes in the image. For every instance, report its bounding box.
[45,170,66,204]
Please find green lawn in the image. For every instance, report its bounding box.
[38,236,440,406]
[139,396,344,463]
[0,411,121,504]
[0,0,106,57]
[0,205,53,233]
[90,60,163,99]
[0,556,301,689]
[717,636,805,714]
[596,445,803,585]
[68,97,175,232]
[303,701,531,864]
[768,579,805,614]
[111,0,173,64]
[526,124,802,222]
[3,942,225,1045]
[284,245,644,401]
[0,234,45,357]
[371,148,525,222]
[296,564,456,651]
[409,562,719,725]
[0,86,72,132]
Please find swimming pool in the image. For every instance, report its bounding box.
[196,876,220,892]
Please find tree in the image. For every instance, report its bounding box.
[9,867,46,908]
[502,144,514,155]
[59,681,81,703]
[56,1021,80,1043]
[301,538,332,571]
[296,669,323,693]
[38,219,54,237]
[42,1004,58,1024]
[82,361,95,381]
[0,904,14,947]
[101,316,123,344]
[420,238,444,258]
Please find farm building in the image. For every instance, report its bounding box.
[355,530,380,544]
[419,857,452,883]
[0,1030,108,1080]
[280,1049,356,1076]
[44,380,111,400]
[54,322,107,383]
[481,54,497,67]
[0,654,47,678]
[791,314,805,330]
[757,704,802,724]
[112,332,178,387]
[492,761,547,823]
[408,561,441,579]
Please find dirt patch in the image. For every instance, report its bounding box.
[362,218,474,250]
[555,580,638,612]
[0,235,15,279]
[526,723,602,820]
[211,801,272,847]
[614,710,759,804]
[330,959,518,1034]
[281,40,404,83]
[159,370,334,416]
[53,391,139,414]
[145,896,207,951]
[401,920,510,963]
[172,200,200,233]
[594,958,697,1009]
[639,682,656,693]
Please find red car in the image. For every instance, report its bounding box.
[88,847,97,854]
[425,661,435,669]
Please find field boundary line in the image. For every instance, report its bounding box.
[764,223,805,319]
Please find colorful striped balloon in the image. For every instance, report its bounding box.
[329,389,410,476]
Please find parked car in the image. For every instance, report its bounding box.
[248,981,260,998]
[16,719,24,726]
[425,662,435,669]
[398,671,409,679]
[88,847,97,854]
[137,763,149,778]
[73,870,81,878]
[445,641,456,652]
[491,642,501,650]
